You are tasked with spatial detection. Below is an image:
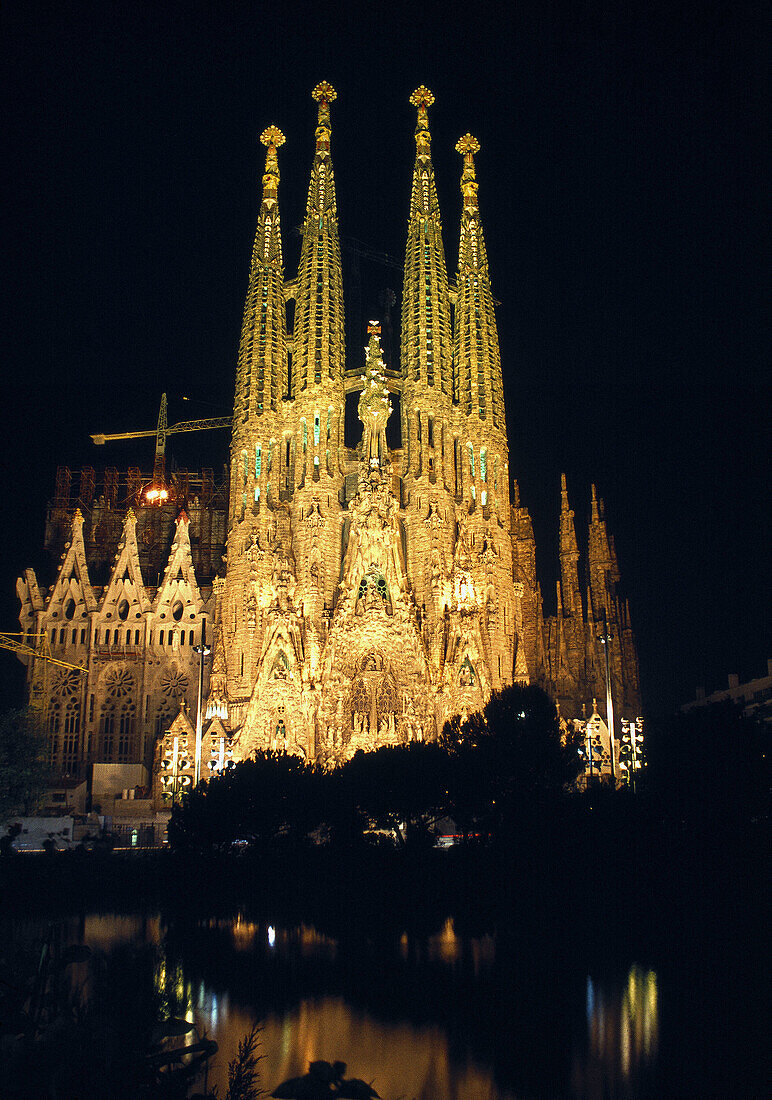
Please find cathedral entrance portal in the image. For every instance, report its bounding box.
[349,654,397,743]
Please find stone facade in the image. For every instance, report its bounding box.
[16,83,641,784]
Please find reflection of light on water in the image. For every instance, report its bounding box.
[232,914,258,949]
[400,920,495,973]
[429,916,460,962]
[584,964,658,1085]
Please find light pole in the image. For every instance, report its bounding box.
[193,619,211,787]
[598,610,616,782]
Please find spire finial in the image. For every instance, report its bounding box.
[410,86,434,153]
[560,472,569,510]
[456,133,480,210]
[260,126,285,201]
[312,81,336,151]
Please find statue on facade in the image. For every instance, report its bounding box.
[358,328,392,472]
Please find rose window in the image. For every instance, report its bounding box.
[105,666,135,698]
[161,667,189,698]
[54,670,81,698]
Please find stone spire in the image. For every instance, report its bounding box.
[453,134,505,428]
[293,81,346,394]
[401,86,453,400]
[588,483,614,617]
[233,126,287,428]
[558,473,581,615]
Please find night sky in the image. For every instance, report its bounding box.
[1,1,768,714]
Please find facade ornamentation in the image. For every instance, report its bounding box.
[16,84,641,785]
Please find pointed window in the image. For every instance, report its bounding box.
[63,702,80,773]
[255,444,262,478]
[48,704,61,765]
[117,706,134,763]
[101,707,115,760]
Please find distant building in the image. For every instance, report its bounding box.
[16,83,641,797]
[681,660,772,724]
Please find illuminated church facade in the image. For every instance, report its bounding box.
[16,84,640,795]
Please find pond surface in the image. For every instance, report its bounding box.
[5,911,671,1099]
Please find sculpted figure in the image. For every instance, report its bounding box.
[358,332,392,470]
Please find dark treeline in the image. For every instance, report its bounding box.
[168,685,587,852]
[1,687,768,973]
[165,686,769,856]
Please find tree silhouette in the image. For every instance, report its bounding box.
[441,685,584,840]
[0,707,48,824]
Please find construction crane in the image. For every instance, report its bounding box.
[92,394,231,504]
[1,634,86,711]
[0,633,85,672]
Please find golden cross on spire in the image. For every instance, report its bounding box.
[260,125,286,149]
[410,85,435,109]
[312,80,337,105]
[260,126,285,199]
[410,86,434,154]
[456,133,480,208]
[312,81,336,151]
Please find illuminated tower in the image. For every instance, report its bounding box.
[230,125,287,528]
[224,125,289,712]
[443,132,519,696]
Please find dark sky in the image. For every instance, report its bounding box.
[1,1,768,714]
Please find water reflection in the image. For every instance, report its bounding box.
[573,965,658,1098]
[3,912,662,1098]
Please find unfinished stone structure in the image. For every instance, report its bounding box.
[16,84,640,791]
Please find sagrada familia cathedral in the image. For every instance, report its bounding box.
[16,84,640,801]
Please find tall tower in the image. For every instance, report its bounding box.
[225,125,289,716]
[399,88,456,642]
[288,80,346,493]
[444,133,518,697]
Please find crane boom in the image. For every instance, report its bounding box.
[0,633,86,672]
[91,394,231,503]
[91,419,232,445]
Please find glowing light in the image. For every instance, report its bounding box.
[268,925,276,948]
[145,487,169,503]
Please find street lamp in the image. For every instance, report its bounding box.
[598,610,616,782]
[193,620,211,786]
[620,717,645,792]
